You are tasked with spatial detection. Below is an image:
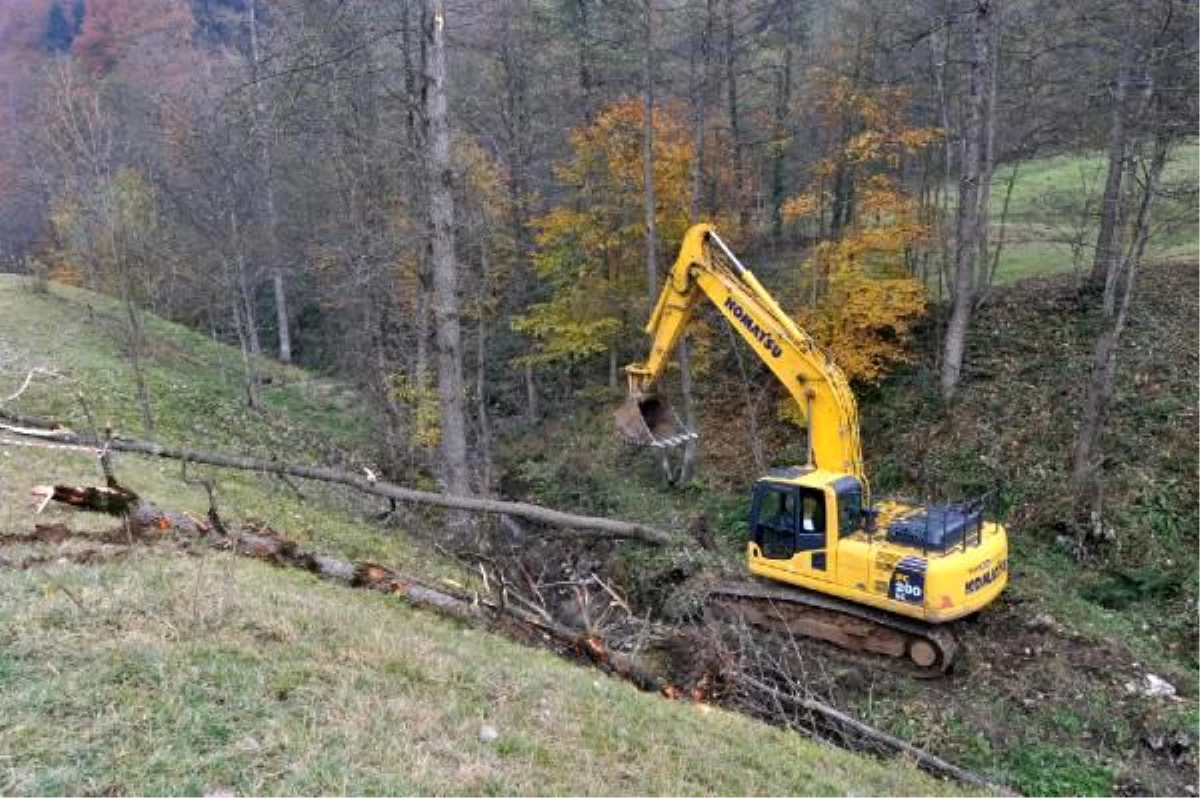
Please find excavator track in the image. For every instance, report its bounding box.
[706,580,960,678]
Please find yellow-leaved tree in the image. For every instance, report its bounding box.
[781,75,936,395]
[513,99,694,381]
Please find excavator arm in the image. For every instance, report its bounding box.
[620,223,865,481]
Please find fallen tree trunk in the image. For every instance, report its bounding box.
[0,408,673,546]
[34,484,668,692]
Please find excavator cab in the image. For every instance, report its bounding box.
[747,469,865,584]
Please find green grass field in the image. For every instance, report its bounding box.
[0,552,968,796]
[984,143,1198,283]
[0,275,957,796]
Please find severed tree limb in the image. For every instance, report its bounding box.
[0,404,71,434]
[0,406,674,545]
[107,438,675,544]
[738,673,1018,795]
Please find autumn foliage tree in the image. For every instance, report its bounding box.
[513,99,695,385]
[781,76,935,387]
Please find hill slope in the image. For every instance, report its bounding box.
[0,275,954,796]
[983,144,1197,284]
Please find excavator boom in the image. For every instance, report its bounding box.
[618,224,864,481]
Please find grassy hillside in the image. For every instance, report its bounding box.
[0,275,953,796]
[982,143,1198,284]
[854,259,1198,796]
[1,553,965,796]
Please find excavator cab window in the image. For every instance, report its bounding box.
[838,490,862,537]
[831,476,864,538]
[751,482,826,560]
[753,486,796,559]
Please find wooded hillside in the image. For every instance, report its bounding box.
[0,0,1197,795]
[0,0,1195,523]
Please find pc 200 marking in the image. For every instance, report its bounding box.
[892,575,923,602]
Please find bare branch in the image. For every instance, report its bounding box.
[2,368,61,405]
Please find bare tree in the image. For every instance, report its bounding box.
[1071,133,1170,529]
[676,0,717,485]
[642,0,659,307]
[940,0,994,399]
[246,0,291,365]
[424,0,471,512]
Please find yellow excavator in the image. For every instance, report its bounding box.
[616,224,1008,674]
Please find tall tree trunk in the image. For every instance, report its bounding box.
[248,0,290,365]
[829,155,854,240]
[1103,154,1134,315]
[231,300,261,410]
[723,0,743,224]
[676,0,713,486]
[272,269,291,364]
[1071,135,1169,522]
[524,363,539,421]
[1087,27,1133,290]
[240,261,262,361]
[769,0,797,242]
[227,206,262,407]
[408,0,433,456]
[932,9,955,297]
[374,306,407,475]
[642,0,672,483]
[423,0,471,509]
[940,0,992,400]
[476,243,493,493]
[575,0,595,123]
[497,12,539,424]
[642,0,658,304]
[972,4,1000,298]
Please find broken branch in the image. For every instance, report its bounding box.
[738,673,1018,795]
[2,368,60,405]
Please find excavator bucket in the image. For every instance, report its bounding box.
[614,394,698,448]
